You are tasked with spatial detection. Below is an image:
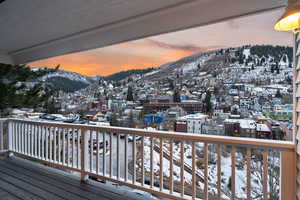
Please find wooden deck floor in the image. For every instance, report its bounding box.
[0,156,159,200]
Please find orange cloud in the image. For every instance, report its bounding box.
[29,40,200,76]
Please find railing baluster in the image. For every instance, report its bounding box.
[141,136,145,186]
[18,123,23,153]
[41,125,44,159]
[90,130,93,172]
[109,132,113,178]
[38,125,41,158]
[132,134,136,185]
[28,124,31,155]
[16,122,19,153]
[246,148,251,200]
[231,147,236,200]
[8,121,13,152]
[72,128,75,168]
[53,127,58,163]
[192,142,196,199]
[125,134,128,181]
[263,151,268,200]
[217,145,222,199]
[58,128,61,163]
[150,137,154,188]
[204,143,208,200]
[49,127,52,161]
[117,134,120,180]
[22,123,25,154]
[96,131,99,174]
[13,122,16,152]
[45,126,48,160]
[25,123,29,155]
[30,124,33,156]
[63,128,66,165]
[67,128,70,166]
[103,132,106,176]
[159,138,163,191]
[34,125,37,157]
[77,129,80,169]
[180,141,185,197]
[22,123,24,154]
[169,139,173,194]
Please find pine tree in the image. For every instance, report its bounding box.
[275,89,282,98]
[169,80,174,90]
[126,86,134,101]
[204,90,212,114]
[128,110,135,128]
[109,112,118,126]
[173,89,181,103]
[271,65,275,73]
[276,62,280,74]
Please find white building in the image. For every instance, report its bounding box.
[178,113,208,134]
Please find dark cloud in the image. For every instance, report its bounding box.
[146,39,226,53]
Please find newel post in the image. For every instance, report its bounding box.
[280,151,296,200]
[80,128,89,182]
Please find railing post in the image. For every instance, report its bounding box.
[280,151,296,200]
[80,129,89,182]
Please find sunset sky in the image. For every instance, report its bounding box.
[29,9,293,77]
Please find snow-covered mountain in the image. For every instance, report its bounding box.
[39,70,97,84]
[29,69,102,92]
[141,45,292,82]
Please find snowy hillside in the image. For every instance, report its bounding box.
[40,70,95,84]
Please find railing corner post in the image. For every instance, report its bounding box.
[280,151,296,200]
[80,128,89,182]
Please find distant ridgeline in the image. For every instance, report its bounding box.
[104,68,155,81]
[40,70,98,93]
[0,63,56,111]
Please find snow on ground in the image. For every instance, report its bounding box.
[140,138,279,199]
[243,48,251,59]
[144,70,159,77]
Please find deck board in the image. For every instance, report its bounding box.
[0,157,153,200]
[0,160,118,200]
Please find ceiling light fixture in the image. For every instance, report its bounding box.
[274,0,300,33]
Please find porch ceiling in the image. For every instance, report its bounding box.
[0,0,287,64]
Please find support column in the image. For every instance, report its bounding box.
[294,32,300,200]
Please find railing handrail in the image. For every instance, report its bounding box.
[6,118,295,151]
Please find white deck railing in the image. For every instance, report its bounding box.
[0,118,296,200]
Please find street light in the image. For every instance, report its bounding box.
[274,0,300,33]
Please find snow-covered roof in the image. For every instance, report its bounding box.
[178,113,208,120]
[256,124,271,132]
[224,119,256,129]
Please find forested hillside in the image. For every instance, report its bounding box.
[104,68,154,81]
[47,76,89,92]
[0,63,56,114]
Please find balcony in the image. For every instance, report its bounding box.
[0,118,296,200]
